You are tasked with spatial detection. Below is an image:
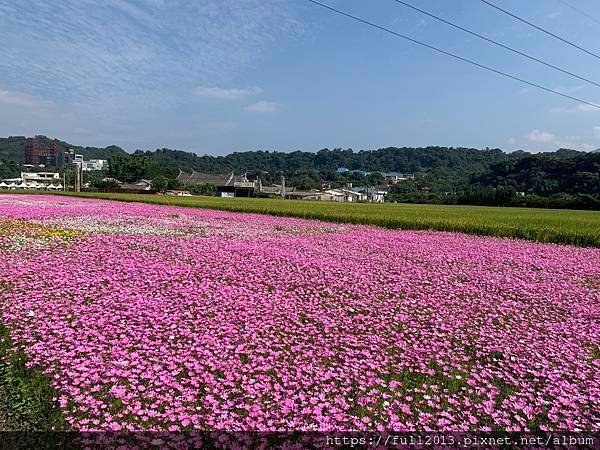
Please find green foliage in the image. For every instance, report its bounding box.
[151,176,180,194]
[91,178,120,190]
[151,175,169,194]
[0,160,21,179]
[0,136,127,163]
[0,137,29,163]
[473,152,600,196]
[2,136,598,210]
[109,146,510,182]
[0,323,66,430]
[50,192,600,247]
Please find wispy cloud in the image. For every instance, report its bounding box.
[551,103,600,113]
[0,0,300,104]
[576,103,600,112]
[526,129,596,151]
[193,86,262,100]
[553,85,586,94]
[0,89,51,109]
[527,129,555,143]
[245,100,277,113]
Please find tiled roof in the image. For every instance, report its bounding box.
[176,171,240,186]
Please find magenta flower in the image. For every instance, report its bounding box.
[0,194,598,432]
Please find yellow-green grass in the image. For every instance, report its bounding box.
[8,190,600,247]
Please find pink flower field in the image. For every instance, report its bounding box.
[0,194,598,432]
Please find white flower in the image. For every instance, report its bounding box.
[27,310,35,317]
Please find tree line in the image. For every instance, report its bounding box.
[1,136,599,209]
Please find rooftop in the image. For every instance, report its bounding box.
[176,170,244,186]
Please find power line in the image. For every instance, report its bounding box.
[304,0,600,110]
[391,0,600,89]
[557,0,600,26]
[479,0,600,61]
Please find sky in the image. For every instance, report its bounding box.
[1,0,600,155]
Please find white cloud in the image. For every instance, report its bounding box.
[193,86,262,100]
[550,103,600,114]
[507,137,516,145]
[576,103,600,112]
[0,89,50,108]
[245,100,277,113]
[527,129,555,143]
[525,129,595,150]
[0,0,301,104]
[594,126,600,139]
[554,139,595,152]
[553,85,585,94]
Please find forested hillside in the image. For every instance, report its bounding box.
[106,146,515,188]
[132,146,509,175]
[473,152,600,196]
[0,136,127,162]
[2,135,599,208]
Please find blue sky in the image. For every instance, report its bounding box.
[1,0,600,154]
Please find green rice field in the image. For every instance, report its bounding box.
[35,191,600,247]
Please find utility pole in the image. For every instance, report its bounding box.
[281,175,286,198]
[71,162,81,192]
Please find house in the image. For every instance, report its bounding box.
[102,177,123,185]
[176,170,260,197]
[336,167,371,176]
[261,185,284,195]
[22,172,60,183]
[383,172,414,183]
[323,188,367,202]
[120,180,153,191]
[166,190,192,197]
[260,184,298,197]
[1,172,62,190]
[351,186,389,203]
[74,155,107,172]
[176,170,239,186]
[285,190,322,200]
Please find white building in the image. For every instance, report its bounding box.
[81,159,107,171]
[322,189,367,202]
[74,154,107,172]
[22,172,60,183]
[383,172,414,183]
[351,186,389,203]
[1,172,62,190]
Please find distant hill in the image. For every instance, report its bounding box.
[473,151,600,196]
[2,135,597,191]
[0,136,128,163]
[0,136,28,162]
[130,146,512,178]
